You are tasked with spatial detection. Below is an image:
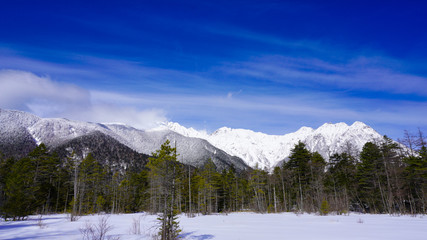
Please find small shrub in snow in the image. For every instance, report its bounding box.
[320,200,330,216]
[130,215,143,235]
[80,215,119,240]
[68,213,80,222]
[37,215,46,229]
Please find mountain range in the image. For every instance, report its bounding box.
[0,109,248,171]
[162,121,384,169]
[0,108,386,170]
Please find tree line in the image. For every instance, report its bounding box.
[0,131,426,221]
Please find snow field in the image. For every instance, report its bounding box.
[0,212,426,240]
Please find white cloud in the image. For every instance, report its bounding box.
[0,70,166,129]
[222,55,427,96]
[0,70,90,112]
[226,90,242,99]
[0,69,425,139]
[92,89,427,135]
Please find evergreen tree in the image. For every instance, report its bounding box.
[403,147,427,213]
[285,141,311,211]
[320,199,330,215]
[2,157,37,220]
[357,142,384,213]
[0,154,15,215]
[28,144,61,214]
[308,152,326,212]
[77,153,104,214]
[325,152,356,212]
[148,140,182,240]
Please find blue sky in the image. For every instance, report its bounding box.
[1,0,426,139]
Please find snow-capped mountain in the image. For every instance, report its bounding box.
[163,121,384,170]
[0,109,248,171]
[1,108,388,171]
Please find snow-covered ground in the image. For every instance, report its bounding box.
[1,212,426,240]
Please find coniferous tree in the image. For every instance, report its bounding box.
[77,153,104,214]
[28,144,60,214]
[285,141,311,211]
[403,146,427,213]
[325,152,356,212]
[0,154,15,215]
[148,140,182,240]
[2,156,37,220]
[357,142,384,213]
[308,152,326,212]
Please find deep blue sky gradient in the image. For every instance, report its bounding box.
[1,0,426,139]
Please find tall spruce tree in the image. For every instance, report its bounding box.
[2,156,36,220]
[357,142,385,213]
[285,141,311,211]
[148,140,182,240]
[325,153,356,212]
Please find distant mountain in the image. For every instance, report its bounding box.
[0,109,39,158]
[0,109,249,171]
[52,131,150,172]
[1,108,390,171]
[103,124,248,170]
[163,121,385,170]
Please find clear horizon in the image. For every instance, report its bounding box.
[1,1,426,140]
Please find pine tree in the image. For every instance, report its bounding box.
[309,152,326,212]
[148,140,182,240]
[357,142,384,213]
[325,152,356,212]
[0,154,15,216]
[77,153,104,214]
[403,150,427,213]
[2,157,37,220]
[285,141,311,211]
[28,144,60,214]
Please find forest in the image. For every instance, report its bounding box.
[0,130,426,223]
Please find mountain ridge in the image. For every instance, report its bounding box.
[163,120,384,169]
[1,108,388,170]
[0,108,249,171]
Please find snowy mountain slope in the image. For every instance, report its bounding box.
[0,109,40,157]
[0,108,387,171]
[98,124,249,170]
[164,121,385,170]
[0,109,249,171]
[52,131,150,172]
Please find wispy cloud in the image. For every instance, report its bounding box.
[205,25,326,54]
[91,88,427,136]
[0,70,90,112]
[1,45,426,139]
[221,55,427,96]
[0,52,214,94]
[1,68,425,138]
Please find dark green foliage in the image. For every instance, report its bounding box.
[29,144,61,214]
[0,154,15,212]
[403,147,427,213]
[77,153,104,214]
[284,141,312,211]
[356,142,384,212]
[324,152,356,212]
[286,141,311,184]
[320,199,330,215]
[2,157,37,220]
[1,129,426,220]
[148,140,182,240]
[1,144,61,220]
